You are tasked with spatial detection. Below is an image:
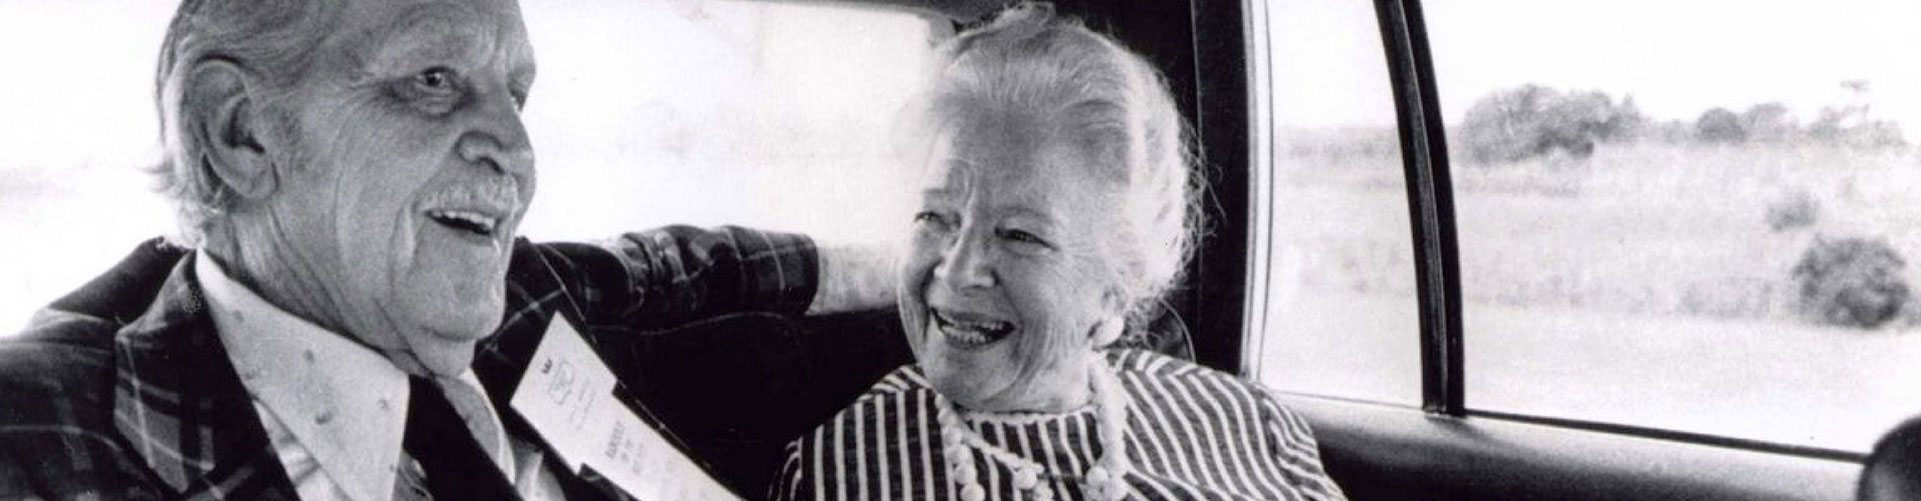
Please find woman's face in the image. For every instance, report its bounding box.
[900,114,1127,413]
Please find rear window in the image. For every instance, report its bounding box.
[0,1,935,331]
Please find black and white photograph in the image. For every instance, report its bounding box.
[0,0,1916,499]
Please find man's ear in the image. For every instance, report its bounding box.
[183,60,276,200]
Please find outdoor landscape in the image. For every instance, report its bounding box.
[1265,82,1921,453]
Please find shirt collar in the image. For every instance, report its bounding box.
[197,252,413,501]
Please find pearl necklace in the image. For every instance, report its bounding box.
[935,357,1131,501]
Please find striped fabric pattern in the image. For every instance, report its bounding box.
[774,349,1347,501]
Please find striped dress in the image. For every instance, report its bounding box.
[773,349,1346,500]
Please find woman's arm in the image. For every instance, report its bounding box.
[1255,389,1350,500]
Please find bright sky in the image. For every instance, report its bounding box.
[1273,0,1921,132]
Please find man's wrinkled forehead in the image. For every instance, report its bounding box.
[327,0,534,74]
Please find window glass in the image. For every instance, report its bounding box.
[1251,0,1421,405]
[1428,0,1921,452]
[516,2,929,244]
[0,1,932,333]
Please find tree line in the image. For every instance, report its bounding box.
[1455,82,1907,165]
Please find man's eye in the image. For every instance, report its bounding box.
[913,211,945,225]
[414,68,457,94]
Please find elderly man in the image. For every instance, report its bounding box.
[0,0,891,499]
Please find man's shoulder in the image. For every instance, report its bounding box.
[0,312,120,426]
[0,312,128,490]
[0,322,151,497]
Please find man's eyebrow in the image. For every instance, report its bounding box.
[507,47,537,91]
[918,187,957,199]
[360,5,491,70]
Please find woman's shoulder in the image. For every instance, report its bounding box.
[796,364,934,438]
[1107,348,1257,388]
[864,363,934,396]
[1105,348,1325,452]
[1105,348,1297,416]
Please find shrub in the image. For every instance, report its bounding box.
[1792,236,1911,329]
[1740,102,1797,143]
[1457,85,1641,165]
[1764,189,1820,233]
[1694,107,1748,144]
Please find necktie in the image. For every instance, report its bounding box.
[405,376,523,501]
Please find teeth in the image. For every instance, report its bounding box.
[946,326,988,344]
[428,209,498,233]
[934,311,1012,346]
[955,320,1010,332]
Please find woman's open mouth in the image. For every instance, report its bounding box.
[931,308,1015,349]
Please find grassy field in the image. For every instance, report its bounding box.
[1275,138,1921,323]
[1260,135,1921,452]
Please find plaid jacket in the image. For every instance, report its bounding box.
[0,226,819,500]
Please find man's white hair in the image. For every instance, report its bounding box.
[151,0,339,247]
[905,2,1202,328]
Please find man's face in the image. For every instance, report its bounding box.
[260,0,537,375]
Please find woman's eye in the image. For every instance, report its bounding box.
[999,228,1050,248]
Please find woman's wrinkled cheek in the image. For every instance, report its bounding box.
[900,237,943,357]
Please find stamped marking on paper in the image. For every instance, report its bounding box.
[512,319,738,500]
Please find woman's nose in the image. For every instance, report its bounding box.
[934,234,996,291]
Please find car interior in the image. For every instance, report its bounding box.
[662,1,1881,499]
[547,0,1898,498]
[9,0,1916,500]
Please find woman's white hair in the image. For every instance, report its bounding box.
[905,2,1202,328]
[151,0,338,247]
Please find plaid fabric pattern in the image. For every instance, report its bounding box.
[0,226,818,500]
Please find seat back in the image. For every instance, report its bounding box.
[1861,416,1921,500]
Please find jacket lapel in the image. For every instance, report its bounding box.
[110,253,300,500]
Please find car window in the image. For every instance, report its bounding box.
[1244,0,1921,453]
[1427,0,1921,453]
[1248,0,1422,406]
[516,1,929,244]
[0,1,934,332]
[1250,0,1921,454]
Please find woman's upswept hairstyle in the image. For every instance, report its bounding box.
[151,0,338,247]
[904,2,1202,329]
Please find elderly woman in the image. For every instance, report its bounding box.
[773,4,1345,501]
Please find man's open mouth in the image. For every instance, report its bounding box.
[427,209,501,237]
[932,308,1015,348]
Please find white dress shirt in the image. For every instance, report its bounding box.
[197,253,559,501]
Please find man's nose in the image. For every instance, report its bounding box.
[934,232,996,291]
[457,94,534,179]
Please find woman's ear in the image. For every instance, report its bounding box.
[1090,316,1126,347]
[1090,286,1130,346]
[184,59,276,200]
